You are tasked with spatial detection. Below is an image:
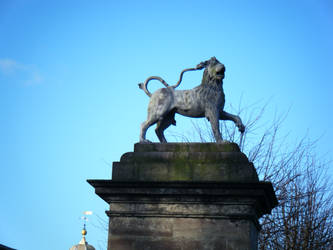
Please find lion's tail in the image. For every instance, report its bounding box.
[170,67,199,89]
[138,76,169,97]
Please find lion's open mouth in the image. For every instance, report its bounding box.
[215,64,225,79]
[216,72,224,79]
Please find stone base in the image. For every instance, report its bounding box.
[88,143,277,250]
[88,181,276,250]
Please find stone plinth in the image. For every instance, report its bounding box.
[88,143,277,250]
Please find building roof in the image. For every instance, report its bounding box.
[0,244,16,250]
[69,225,95,250]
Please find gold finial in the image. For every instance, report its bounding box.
[82,223,87,236]
[79,211,92,239]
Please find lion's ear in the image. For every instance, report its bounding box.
[199,59,210,68]
[196,62,205,70]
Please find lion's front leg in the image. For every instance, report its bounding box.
[206,109,223,143]
[219,111,245,133]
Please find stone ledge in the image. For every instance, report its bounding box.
[87,180,278,218]
[120,152,248,163]
[134,142,240,153]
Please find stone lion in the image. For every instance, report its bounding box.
[139,57,245,143]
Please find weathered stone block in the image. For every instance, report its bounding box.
[112,143,258,182]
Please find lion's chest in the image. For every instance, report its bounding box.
[196,85,225,108]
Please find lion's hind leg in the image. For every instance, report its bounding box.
[140,88,174,143]
[140,118,158,143]
[155,110,176,143]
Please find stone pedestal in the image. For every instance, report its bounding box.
[88,143,277,250]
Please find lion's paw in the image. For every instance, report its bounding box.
[237,123,245,133]
[139,139,153,144]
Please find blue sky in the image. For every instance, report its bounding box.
[1,1,332,249]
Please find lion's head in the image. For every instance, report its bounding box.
[198,57,225,85]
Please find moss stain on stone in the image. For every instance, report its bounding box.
[114,143,258,182]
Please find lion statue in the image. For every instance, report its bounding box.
[138,57,245,143]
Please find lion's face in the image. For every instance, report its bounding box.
[207,57,225,81]
[199,57,225,86]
